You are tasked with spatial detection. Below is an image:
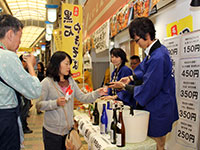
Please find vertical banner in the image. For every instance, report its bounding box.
[53,28,62,51]
[164,31,200,149]
[62,3,83,79]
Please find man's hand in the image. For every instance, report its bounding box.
[23,53,36,67]
[100,95,117,100]
[109,81,125,89]
[120,76,131,84]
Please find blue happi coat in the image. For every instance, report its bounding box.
[133,40,179,137]
[108,65,135,107]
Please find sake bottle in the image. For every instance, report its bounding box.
[107,101,112,110]
[100,104,108,134]
[116,106,125,147]
[92,102,99,125]
[89,103,94,121]
[130,106,134,116]
[110,104,117,144]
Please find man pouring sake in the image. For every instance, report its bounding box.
[108,17,179,150]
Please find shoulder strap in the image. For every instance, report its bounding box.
[50,79,71,131]
[0,76,21,105]
[0,76,21,114]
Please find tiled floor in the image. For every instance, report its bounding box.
[23,102,88,150]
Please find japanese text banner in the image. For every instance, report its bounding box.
[53,28,62,51]
[62,3,83,79]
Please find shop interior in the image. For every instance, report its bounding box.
[0,0,200,150]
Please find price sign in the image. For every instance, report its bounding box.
[179,58,200,80]
[178,100,198,122]
[164,36,180,58]
[176,120,198,148]
[179,80,200,101]
[180,31,200,58]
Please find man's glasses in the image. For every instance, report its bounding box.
[134,38,141,43]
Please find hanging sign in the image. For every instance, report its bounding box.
[93,20,109,53]
[62,3,83,79]
[53,28,62,51]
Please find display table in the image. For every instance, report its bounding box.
[74,110,157,150]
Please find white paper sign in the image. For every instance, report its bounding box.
[93,20,109,53]
[180,31,200,58]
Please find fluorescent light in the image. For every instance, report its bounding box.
[6,0,47,48]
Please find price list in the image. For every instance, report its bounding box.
[180,31,200,58]
[176,31,200,148]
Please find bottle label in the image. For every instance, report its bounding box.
[116,133,122,146]
[110,130,114,143]
[117,123,122,129]
[92,115,95,124]
[100,124,106,134]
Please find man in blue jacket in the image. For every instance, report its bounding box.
[109,17,179,150]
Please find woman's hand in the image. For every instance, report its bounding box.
[97,87,108,96]
[57,97,66,107]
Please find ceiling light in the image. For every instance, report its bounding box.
[45,33,52,41]
[46,4,58,23]
[190,0,200,7]
[45,21,53,34]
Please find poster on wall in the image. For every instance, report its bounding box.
[62,3,83,79]
[110,0,160,38]
[166,15,193,37]
[110,2,133,38]
[93,20,109,53]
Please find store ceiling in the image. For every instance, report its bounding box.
[0,0,86,49]
[5,0,47,48]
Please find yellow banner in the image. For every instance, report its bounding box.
[62,3,83,79]
[166,15,193,37]
[53,29,62,51]
[18,47,34,52]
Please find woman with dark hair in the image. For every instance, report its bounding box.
[103,48,135,107]
[36,51,106,150]
[37,62,45,82]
